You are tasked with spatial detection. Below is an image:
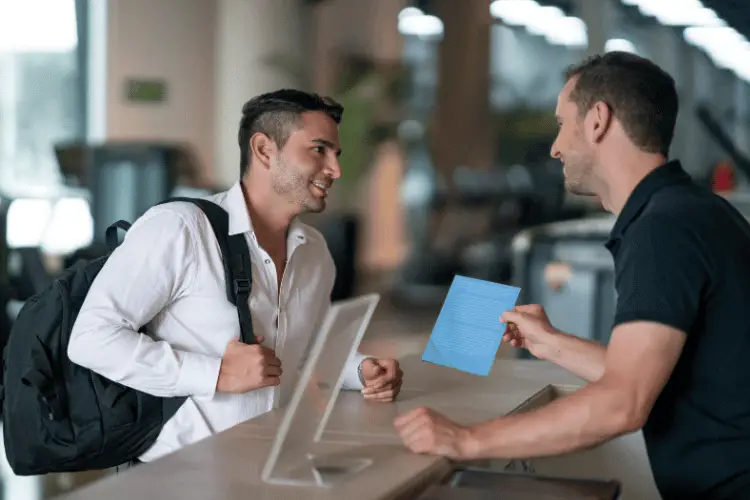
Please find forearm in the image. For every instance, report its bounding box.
[540,332,607,382]
[69,314,221,399]
[463,381,636,461]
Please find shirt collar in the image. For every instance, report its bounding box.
[225,181,308,248]
[606,160,691,246]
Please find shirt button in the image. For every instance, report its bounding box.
[265,259,271,264]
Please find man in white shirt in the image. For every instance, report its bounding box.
[68,89,403,463]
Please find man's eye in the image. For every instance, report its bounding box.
[313,146,325,154]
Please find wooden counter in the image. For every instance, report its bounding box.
[54,354,660,500]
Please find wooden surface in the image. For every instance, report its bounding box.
[54,355,657,500]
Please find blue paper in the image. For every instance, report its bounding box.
[422,275,521,376]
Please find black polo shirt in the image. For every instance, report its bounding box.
[605,160,750,500]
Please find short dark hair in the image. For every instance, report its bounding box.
[564,51,678,156]
[237,89,344,177]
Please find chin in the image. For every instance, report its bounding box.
[301,199,326,214]
[564,180,595,197]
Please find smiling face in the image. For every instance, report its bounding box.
[550,77,597,196]
[270,110,342,214]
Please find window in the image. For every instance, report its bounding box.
[0,0,83,189]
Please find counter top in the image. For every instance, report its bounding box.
[55,355,656,500]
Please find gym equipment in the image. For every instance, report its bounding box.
[510,215,617,359]
[695,104,750,184]
[392,131,590,308]
[695,104,750,216]
[86,144,176,245]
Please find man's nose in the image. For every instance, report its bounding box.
[327,158,342,180]
[550,141,561,159]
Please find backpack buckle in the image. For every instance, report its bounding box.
[233,279,251,295]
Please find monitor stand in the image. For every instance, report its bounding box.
[261,293,381,488]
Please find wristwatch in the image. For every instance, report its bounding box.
[358,357,377,386]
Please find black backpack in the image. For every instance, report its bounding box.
[0,198,257,475]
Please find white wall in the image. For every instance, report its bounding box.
[106,0,216,178]
[213,0,306,188]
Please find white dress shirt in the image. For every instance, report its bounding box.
[68,182,369,462]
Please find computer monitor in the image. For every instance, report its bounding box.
[261,293,381,488]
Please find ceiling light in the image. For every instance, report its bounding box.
[490,0,587,47]
[605,38,638,53]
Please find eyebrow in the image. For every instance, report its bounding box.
[313,138,342,157]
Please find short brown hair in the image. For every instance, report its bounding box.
[564,51,678,156]
[237,89,344,177]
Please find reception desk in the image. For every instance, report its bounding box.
[54,354,660,500]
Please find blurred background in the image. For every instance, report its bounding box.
[0,0,749,497]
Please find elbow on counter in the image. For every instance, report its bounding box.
[595,381,649,439]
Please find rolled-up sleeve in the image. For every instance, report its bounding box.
[612,215,710,334]
[68,208,222,399]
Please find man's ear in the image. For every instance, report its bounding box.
[249,133,276,170]
[586,101,612,145]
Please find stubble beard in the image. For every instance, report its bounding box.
[563,152,597,197]
[271,155,325,214]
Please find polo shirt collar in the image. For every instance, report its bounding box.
[225,181,309,248]
[607,160,691,246]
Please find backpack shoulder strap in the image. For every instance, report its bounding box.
[160,197,256,345]
[105,220,133,250]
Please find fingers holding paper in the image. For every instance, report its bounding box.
[393,407,474,460]
[360,358,403,402]
[500,304,558,359]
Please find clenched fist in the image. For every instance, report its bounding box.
[360,358,403,402]
[216,335,282,393]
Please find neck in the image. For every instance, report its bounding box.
[241,177,295,237]
[596,151,667,215]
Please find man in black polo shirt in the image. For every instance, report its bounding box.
[394,51,750,500]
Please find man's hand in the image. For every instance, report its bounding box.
[394,407,474,460]
[216,335,282,393]
[360,358,403,402]
[500,305,560,360]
